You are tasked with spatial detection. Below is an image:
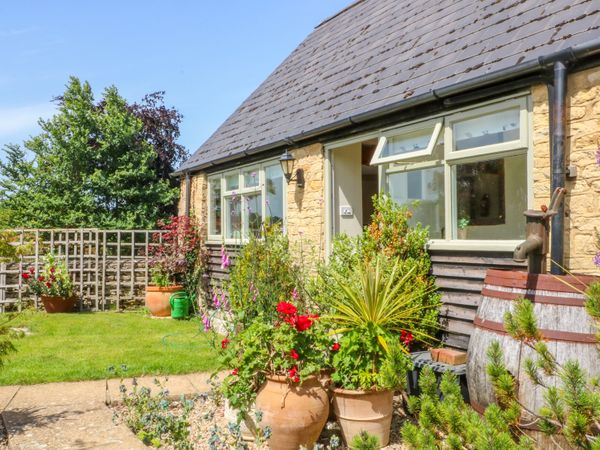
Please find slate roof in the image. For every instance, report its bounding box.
[179,0,600,172]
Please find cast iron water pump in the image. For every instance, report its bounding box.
[513,187,566,274]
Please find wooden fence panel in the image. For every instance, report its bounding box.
[0,229,165,312]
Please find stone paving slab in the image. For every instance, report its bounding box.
[0,373,212,450]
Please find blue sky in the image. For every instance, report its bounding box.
[0,1,349,160]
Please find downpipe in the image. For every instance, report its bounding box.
[550,61,567,275]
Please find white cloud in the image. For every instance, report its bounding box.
[0,103,56,137]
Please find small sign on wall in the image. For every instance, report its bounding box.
[340,205,353,217]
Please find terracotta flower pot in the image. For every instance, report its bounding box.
[40,295,77,313]
[332,387,393,448]
[145,285,183,317]
[255,375,329,450]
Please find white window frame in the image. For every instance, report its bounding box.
[207,159,286,244]
[444,97,528,161]
[375,95,531,251]
[370,118,443,165]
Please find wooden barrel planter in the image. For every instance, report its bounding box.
[467,269,599,447]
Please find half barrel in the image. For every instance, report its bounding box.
[467,269,599,423]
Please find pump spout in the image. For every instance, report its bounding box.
[513,235,544,263]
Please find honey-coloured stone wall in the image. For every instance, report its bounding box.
[177,173,208,238]
[532,67,600,274]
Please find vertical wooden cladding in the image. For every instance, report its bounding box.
[430,250,526,350]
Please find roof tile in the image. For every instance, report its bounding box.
[180,0,600,171]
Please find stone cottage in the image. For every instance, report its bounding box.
[175,0,600,349]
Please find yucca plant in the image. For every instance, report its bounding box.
[325,256,439,390]
[327,255,438,350]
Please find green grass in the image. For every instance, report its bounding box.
[0,310,219,385]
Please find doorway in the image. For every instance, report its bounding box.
[331,138,379,238]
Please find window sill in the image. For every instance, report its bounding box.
[427,239,522,252]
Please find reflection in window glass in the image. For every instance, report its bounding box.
[382,129,432,158]
[455,154,527,240]
[265,164,284,226]
[243,168,259,188]
[225,172,239,191]
[453,109,520,151]
[225,196,241,239]
[387,166,445,238]
[209,178,221,235]
[243,193,262,238]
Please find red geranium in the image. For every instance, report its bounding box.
[276,301,297,315]
[288,366,300,383]
[232,368,238,376]
[331,342,341,352]
[221,338,230,349]
[290,349,299,360]
[400,330,414,346]
[21,272,30,280]
[295,314,319,332]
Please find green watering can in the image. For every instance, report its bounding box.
[169,292,190,320]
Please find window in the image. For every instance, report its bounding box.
[379,96,530,243]
[208,160,286,242]
[370,119,443,165]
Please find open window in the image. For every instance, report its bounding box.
[370,118,443,165]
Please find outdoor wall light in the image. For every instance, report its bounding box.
[279,149,304,188]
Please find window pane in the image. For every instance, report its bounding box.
[225,196,241,239]
[225,172,239,191]
[382,129,433,158]
[243,193,262,238]
[243,168,259,188]
[387,166,445,239]
[265,164,284,226]
[209,178,221,235]
[453,108,520,151]
[455,153,527,240]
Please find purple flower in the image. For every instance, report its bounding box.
[212,291,220,309]
[220,246,231,269]
[594,252,600,267]
[202,314,211,332]
[291,288,299,300]
[250,171,257,178]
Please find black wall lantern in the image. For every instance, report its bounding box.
[279,149,304,188]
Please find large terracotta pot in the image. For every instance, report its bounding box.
[40,295,77,313]
[332,387,393,448]
[145,285,183,317]
[255,375,329,450]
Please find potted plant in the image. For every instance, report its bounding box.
[457,216,470,239]
[218,300,333,450]
[22,254,76,313]
[326,256,437,448]
[146,216,205,317]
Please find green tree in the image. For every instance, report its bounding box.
[0,77,183,229]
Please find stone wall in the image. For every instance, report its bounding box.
[286,144,325,271]
[532,67,600,274]
[178,173,208,239]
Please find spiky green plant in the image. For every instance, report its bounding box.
[326,255,438,351]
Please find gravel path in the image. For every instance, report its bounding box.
[114,393,411,449]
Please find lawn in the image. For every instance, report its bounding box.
[0,310,219,385]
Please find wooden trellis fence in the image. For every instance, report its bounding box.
[0,228,165,312]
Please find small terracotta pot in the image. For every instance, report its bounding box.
[40,295,77,313]
[332,387,393,448]
[145,285,183,317]
[255,375,329,450]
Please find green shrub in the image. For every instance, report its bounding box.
[401,366,533,449]
[350,431,380,450]
[313,193,440,344]
[226,223,303,329]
